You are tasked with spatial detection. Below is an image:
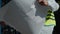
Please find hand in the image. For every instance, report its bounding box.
[37,0,48,6]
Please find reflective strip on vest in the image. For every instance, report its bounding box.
[45,10,56,26]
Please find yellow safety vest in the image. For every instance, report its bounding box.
[45,10,56,26]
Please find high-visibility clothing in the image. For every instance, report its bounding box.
[45,10,56,26]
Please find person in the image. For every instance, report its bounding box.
[0,0,59,34]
